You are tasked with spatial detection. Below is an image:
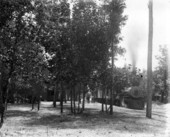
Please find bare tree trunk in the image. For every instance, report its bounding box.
[82,84,86,112]
[31,96,35,110]
[110,39,114,115]
[37,96,40,111]
[0,69,5,125]
[161,91,164,103]
[5,78,11,111]
[60,82,64,113]
[78,84,81,112]
[70,86,73,113]
[105,88,108,113]
[104,88,106,112]
[16,89,18,104]
[146,0,153,118]
[102,86,104,112]
[73,85,76,114]
[64,89,67,103]
[53,82,57,107]
[5,88,9,111]
[24,90,27,104]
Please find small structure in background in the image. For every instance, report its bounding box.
[120,86,145,110]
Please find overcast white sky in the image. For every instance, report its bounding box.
[115,0,170,70]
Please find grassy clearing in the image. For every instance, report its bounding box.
[0,102,169,137]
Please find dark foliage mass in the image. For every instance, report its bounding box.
[0,0,128,121]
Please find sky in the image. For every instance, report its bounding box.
[115,0,170,70]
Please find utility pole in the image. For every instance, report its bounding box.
[146,0,153,118]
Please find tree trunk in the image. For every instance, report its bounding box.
[70,86,73,113]
[105,88,108,113]
[146,0,153,118]
[102,86,104,112]
[110,40,114,115]
[53,82,57,108]
[82,84,86,112]
[60,82,64,113]
[5,78,11,111]
[0,69,4,125]
[78,84,81,112]
[5,87,9,111]
[24,90,27,104]
[73,85,76,114]
[64,89,67,103]
[37,96,40,111]
[16,89,18,104]
[31,96,35,110]
[161,91,164,103]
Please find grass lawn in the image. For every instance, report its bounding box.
[0,101,169,137]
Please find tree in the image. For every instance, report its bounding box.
[0,0,127,117]
[33,0,72,113]
[153,45,168,103]
[71,0,112,113]
[0,0,50,112]
[0,0,41,126]
[70,0,126,114]
[100,0,127,114]
[0,0,35,111]
[18,42,48,110]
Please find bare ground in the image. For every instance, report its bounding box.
[0,101,170,137]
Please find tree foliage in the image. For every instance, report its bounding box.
[0,0,127,114]
[0,0,48,107]
[153,45,168,103]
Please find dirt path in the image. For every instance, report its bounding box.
[0,102,169,137]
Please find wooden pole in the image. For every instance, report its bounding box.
[146,0,153,118]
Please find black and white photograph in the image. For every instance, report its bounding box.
[0,0,170,136]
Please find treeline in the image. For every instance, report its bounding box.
[0,0,127,115]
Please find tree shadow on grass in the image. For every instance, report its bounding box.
[44,103,100,114]
[5,103,167,135]
[6,110,38,118]
[23,108,167,134]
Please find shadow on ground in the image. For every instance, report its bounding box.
[6,110,38,118]
[5,103,167,134]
